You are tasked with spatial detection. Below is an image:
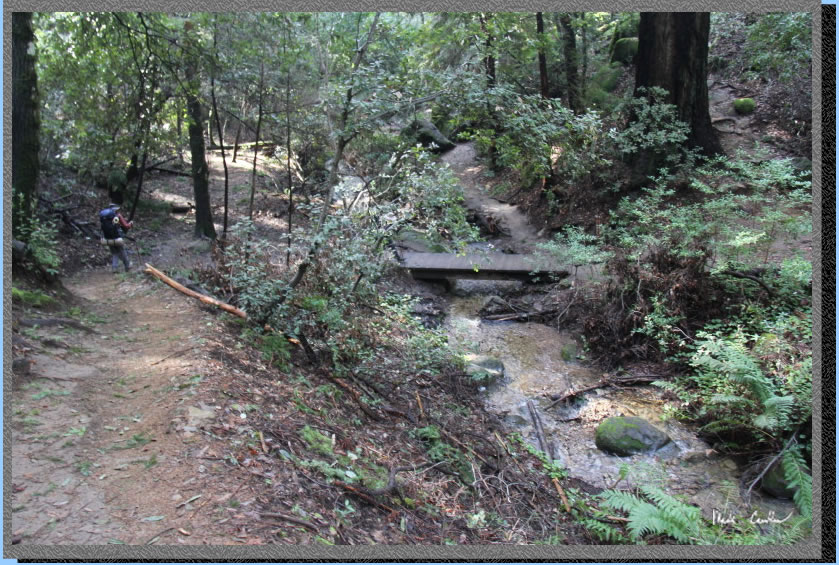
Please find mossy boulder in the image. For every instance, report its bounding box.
[761,460,803,499]
[733,98,756,115]
[610,37,638,66]
[595,416,671,456]
[464,354,505,386]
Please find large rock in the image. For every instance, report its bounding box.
[761,460,803,499]
[464,354,505,386]
[403,119,456,153]
[610,37,638,65]
[595,416,671,456]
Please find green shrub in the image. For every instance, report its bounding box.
[12,287,57,308]
[589,63,622,92]
[17,212,62,278]
[746,13,811,84]
[610,37,638,65]
[733,98,756,114]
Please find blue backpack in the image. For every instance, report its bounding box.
[99,207,121,239]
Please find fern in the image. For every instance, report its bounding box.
[580,518,627,543]
[599,486,701,544]
[754,395,794,430]
[781,448,812,519]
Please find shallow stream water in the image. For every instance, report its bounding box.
[445,279,797,522]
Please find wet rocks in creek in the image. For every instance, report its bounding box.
[595,416,671,456]
[464,354,505,387]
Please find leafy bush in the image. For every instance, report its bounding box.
[745,13,811,85]
[608,87,690,168]
[654,306,811,451]
[207,148,474,377]
[17,212,62,278]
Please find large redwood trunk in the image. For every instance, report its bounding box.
[634,12,721,155]
[12,12,40,238]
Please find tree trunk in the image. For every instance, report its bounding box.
[127,151,147,222]
[557,13,580,113]
[248,62,265,220]
[580,15,588,100]
[187,92,215,239]
[536,12,549,99]
[207,106,215,148]
[284,27,294,266]
[12,12,40,239]
[479,13,497,169]
[634,12,721,155]
[211,19,230,237]
[177,98,184,165]
[184,49,216,240]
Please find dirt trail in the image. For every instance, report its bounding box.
[10,269,247,545]
[442,143,543,253]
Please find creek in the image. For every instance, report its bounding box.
[438,143,797,522]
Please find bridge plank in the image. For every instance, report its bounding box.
[400,251,568,281]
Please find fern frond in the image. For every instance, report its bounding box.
[710,393,750,405]
[782,449,812,519]
[581,518,627,543]
[758,395,794,431]
[599,489,646,514]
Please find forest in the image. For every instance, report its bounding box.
[10,11,816,550]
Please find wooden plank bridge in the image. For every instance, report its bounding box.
[399,251,569,282]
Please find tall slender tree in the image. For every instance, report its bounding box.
[12,12,40,238]
[536,12,549,99]
[556,13,580,113]
[183,22,216,239]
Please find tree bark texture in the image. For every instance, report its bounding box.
[187,93,216,239]
[12,12,40,238]
[536,13,549,99]
[558,13,580,113]
[634,12,721,155]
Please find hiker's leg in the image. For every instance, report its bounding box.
[119,246,131,271]
[109,246,120,272]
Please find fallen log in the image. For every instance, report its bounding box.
[149,166,192,178]
[144,263,247,319]
[484,308,558,322]
[545,375,662,410]
[527,399,554,461]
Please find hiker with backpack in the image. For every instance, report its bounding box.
[99,203,134,273]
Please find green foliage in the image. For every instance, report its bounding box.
[535,225,613,274]
[781,445,812,519]
[414,425,475,485]
[745,13,811,85]
[468,86,612,188]
[508,433,566,480]
[609,87,690,165]
[243,328,292,370]
[300,425,334,458]
[656,306,811,451]
[12,287,57,308]
[733,98,756,115]
[610,37,638,65]
[16,202,61,277]
[598,485,701,543]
